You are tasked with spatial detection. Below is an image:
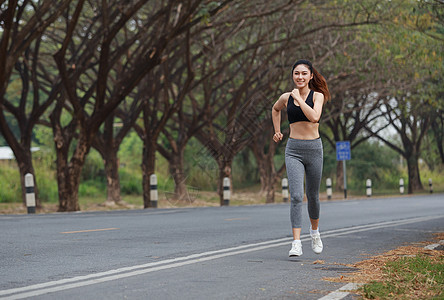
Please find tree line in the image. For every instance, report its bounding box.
[0,0,442,211]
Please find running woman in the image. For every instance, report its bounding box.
[271,59,331,257]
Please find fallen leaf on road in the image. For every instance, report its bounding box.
[313,260,325,264]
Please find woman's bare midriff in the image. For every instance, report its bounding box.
[289,122,320,140]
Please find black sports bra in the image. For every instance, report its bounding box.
[287,90,318,123]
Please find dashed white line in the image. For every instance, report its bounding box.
[60,228,119,234]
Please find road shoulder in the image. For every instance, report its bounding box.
[322,232,444,299]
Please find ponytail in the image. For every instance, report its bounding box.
[292,59,331,102]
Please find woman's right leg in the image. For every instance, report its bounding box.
[285,149,305,238]
[285,146,305,257]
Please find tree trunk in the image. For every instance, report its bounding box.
[257,160,268,195]
[406,153,423,194]
[55,148,82,212]
[169,148,187,201]
[336,160,344,192]
[56,172,81,212]
[249,131,286,204]
[103,150,122,205]
[264,177,275,204]
[54,129,90,212]
[431,113,444,164]
[142,140,157,208]
[256,154,276,203]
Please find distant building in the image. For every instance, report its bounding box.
[0,147,40,160]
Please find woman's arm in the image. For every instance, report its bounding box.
[291,90,324,123]
[271,93,288,142]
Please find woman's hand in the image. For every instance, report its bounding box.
[273,132,283,143]
[291,89,303,105]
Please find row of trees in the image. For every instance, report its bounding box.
[0,0,442,211]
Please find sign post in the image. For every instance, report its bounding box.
[336,141,351,199]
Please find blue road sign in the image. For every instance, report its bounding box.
[336,141,351,161]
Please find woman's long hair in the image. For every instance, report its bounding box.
[292,59,331,102]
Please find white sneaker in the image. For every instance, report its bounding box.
[289,240,303,257]
[311,232,323,254]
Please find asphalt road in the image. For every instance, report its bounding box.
[0,194,443,299]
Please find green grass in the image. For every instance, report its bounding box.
[359,254,444,299]
[0,161,21,203]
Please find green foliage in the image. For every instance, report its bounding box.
[33,153,58,203]
[0,111,20,147]
[0,150,59,204]
[81,149,104,181]
[1,75,22,145]
[184,137,218,190]
[79,179,106,197]
[34,174,58,203]
[322,141,338,183]
[232,149,259,189]
[119,168,142,195]
[422,123,444,172]
[0,162,21,203]
[116,131,145,195]
[194,1,220,25]
[118,131,143,169]
[320,140,404,193]
[155,155,175,192]
[187,168,218,190]
[420,161,444,192]
[348,140,402,191]
[34,126,55,155]
[273,151,285,175]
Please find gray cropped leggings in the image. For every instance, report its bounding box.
[285,138,323,228]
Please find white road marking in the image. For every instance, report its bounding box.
[60,228,119,234]
[224,217,250,221]
[0,215,441,299]
[318,283,363,300]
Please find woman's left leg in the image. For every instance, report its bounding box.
[304,143,323,253]
[305,146,323,222]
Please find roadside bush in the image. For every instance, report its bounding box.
[348,141,401,190]
[79,179,106,197]
[120,168,142,195]
[34,168,58,203]
[81,149,105,181]
[184,137,218,190]
[0,162,21,203]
